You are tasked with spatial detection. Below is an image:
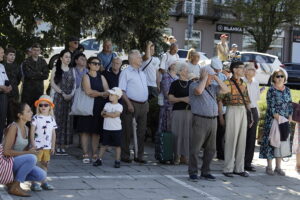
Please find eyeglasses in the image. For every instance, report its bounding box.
[90,62,101,66]
[39,104,49,108]
[276,75,284,78]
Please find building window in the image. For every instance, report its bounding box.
[185,29,201,51]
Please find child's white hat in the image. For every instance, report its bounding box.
[108,87,123,99]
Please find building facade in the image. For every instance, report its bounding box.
[167,0,293,62]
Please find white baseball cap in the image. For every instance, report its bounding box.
[210,57,223,70]
[108,87,123,99]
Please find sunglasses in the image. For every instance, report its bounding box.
[39,104,49,108]
[276,75,284,78]
[90,62,101,66]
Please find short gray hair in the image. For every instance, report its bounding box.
[113,56,122,62]
[175,61,188,73]
[128,49,141,62]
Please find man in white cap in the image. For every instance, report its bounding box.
[188,66,229,181]
[210,57,227,160]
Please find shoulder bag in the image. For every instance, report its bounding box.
[230,78,253,128]
[69,76,94,116]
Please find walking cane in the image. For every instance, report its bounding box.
[132,117,138,159]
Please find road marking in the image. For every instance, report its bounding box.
[165,175,221,200]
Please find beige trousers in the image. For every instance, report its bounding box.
[223,106,247,173]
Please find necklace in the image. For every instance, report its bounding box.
[178,80,188,88]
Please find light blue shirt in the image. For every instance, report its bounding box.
[118,65,148,102]
[97,52,117,70]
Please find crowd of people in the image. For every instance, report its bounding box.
[0,34,300,197]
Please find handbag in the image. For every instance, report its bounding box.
[274,136,291,158]
[230,78,253,128]
[292,102,300,123]
[69,82,94,116]
[0,145,14,184]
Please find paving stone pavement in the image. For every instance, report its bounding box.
[1,144,300,200]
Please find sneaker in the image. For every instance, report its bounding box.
[82,158,90,164]
[31,183,42,191]
[56,148,61,154]
[60,148,68,155]
[114,161,121,168]
[189,174,198,182]
[41,182,54,190]
[200,173,216,181]
[274,168,285,176]
[233,171,249,177]
[93,159,102,166]
[266,167,275,176]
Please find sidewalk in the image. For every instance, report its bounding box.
[1,144,300,200]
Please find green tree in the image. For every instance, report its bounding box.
[229,0,300,52]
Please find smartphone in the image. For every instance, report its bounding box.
[4,80,10,86]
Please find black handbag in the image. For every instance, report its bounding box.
[279,121,290,141]
[230,78,253,128]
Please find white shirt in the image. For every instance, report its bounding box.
[187,62,201,77]
[243,77,260,108]
[141,57,160,87]
[159,51,179,71]
[118,65,148,102]
[103,103,123,131]
[32,115,57,149]
[0,63,9,86]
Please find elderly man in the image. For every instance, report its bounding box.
[98,40,117,70]
[219,61,252,178]
[119,50,149,163]
[21,43,49,109]
[243,63,260,172]
[103,57,122,89]
[210,57,227,160]
[142,41,160,99]
[188,66,229,181]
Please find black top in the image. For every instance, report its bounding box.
[168,79,191,110]
[102,69,120,89]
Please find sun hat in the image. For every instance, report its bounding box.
[107,87,123,99]
[34,95,55,108]
[231,44,238,48]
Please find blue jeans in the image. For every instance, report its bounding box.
[13,154,46,182]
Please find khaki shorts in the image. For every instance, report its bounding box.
[37,149,51,162]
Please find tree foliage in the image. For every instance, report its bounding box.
[0,0,174,62]
[229,0,300,52]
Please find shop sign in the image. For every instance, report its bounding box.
[216,24,243,33]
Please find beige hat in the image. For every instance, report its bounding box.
[108,87,123,99]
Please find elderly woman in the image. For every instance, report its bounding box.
[158,63,178,133]
[3,102,46,197]
[168,62,192,164]
[259,69,292,176]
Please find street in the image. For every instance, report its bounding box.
[1,144,300,200]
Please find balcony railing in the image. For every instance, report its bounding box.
[170,0,231,20]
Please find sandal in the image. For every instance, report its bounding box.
[31,182,42,191]
[274,168,285,176]
[41,182,54,190]
[82,155,90,164]
[265,167,274,176]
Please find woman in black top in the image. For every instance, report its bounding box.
[168,62,192,165]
